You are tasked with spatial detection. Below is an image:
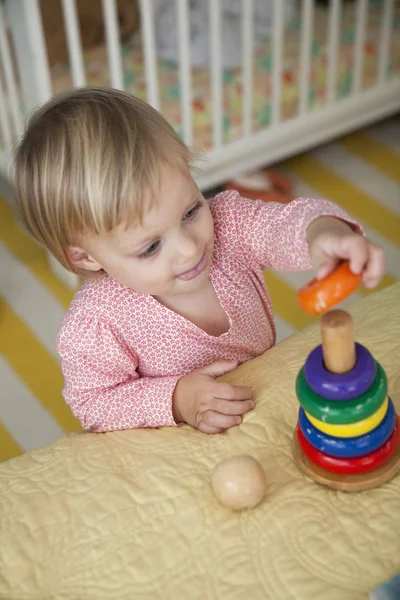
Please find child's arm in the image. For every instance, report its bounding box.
[213,191,383,288]
[214,192,361,272]
[58,317,180,432]
[58,317,253,433]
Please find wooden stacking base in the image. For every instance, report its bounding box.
[292,429,400,492]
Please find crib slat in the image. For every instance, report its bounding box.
[0,2,22,136]
[271,0,284,126]
[327,0,341,104]
[0,74,12,146]
[176,0,193,146]
[7,0,52,111]
[139,0,160,110]
[299,0,314,115]
[61,0,86,87]
[102,0,124,89]
[353,0,368,93]
[378,0,394,83]
[209,0,223,148]
[242,0,253,137]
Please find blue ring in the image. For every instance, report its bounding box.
[298,397,396,458]
[304,342,377,401]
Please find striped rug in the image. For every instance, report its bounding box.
[1,116,399,462]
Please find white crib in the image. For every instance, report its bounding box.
[0,0,399,284]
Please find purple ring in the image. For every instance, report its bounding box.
[304,343,377,401]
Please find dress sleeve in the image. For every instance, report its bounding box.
[212,191,363,271]
[57,311,180,432]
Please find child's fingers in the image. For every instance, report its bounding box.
[214,398,255,416]
[202,410,241,429]
[198,422,225,435]
[340,235,369,275]
[362,244,385,288]
[214,382,252,401]
[198,360,238,378]
[315,257,339,280]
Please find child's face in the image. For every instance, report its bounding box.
[70,165,215,297]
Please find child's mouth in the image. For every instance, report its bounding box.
[177,253,208,281]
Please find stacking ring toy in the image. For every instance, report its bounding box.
[305,397,389,438]
[296,418,400,475]
[296,362,388,424]
[297,261,361,314]
[304,342,376,400]
[298,398,396,458]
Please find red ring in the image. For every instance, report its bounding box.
[296,417,400,475]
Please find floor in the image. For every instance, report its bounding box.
[1,116,399,463]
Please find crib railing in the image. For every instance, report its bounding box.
[1,0,399,187]
[0,0,22,170]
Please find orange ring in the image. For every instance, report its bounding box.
[297,262,361,315]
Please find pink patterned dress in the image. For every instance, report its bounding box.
[57,191,359,431]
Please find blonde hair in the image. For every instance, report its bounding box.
[14,86,193,274]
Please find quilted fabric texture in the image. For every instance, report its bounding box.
[0,284,399,600]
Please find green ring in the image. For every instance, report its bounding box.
[296,361,387,425]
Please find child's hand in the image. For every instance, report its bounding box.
[307,216,385,289]
[172,360,254,434]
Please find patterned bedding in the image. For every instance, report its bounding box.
[0,283,399,599]
[49,1,400,149]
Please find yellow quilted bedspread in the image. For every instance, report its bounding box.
[1,284,399,599]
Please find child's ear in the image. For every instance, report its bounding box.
[67,246,103,272]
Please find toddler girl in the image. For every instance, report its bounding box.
[14,87,385,434]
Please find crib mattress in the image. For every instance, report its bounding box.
[50,2,400,149]
[0,283,399,599]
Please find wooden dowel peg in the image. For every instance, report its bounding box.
[321,310,356,374]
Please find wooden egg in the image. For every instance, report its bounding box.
[211,455,267,510]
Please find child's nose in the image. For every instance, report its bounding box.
[176,232,198,262]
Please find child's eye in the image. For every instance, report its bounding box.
[183,200,203,221]
[138,240,160,259]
